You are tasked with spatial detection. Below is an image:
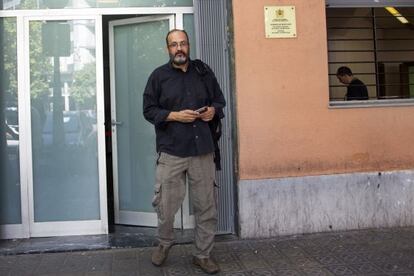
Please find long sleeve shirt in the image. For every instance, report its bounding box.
[143,61,226,157]
[346,78,369,101]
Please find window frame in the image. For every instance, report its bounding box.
[326,2,414,108]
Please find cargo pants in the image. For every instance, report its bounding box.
[152,152,217,258]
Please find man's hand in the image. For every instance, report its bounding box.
[200,106,215,122]
[167,109,199,123]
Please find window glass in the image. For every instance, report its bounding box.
[0,17,21,225]
[327,7,414,101]
[30,20,100,222]
[1,0,192,10]
[184,14,196,60]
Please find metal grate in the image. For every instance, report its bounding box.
[193,0,235,234]
[326,7,414,101]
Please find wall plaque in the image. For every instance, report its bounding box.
[264,6,297,38]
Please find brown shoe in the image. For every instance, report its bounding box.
[151,244,170,266]
[192,256,220,274]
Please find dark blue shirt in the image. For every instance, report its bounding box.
[143,61,226,157]
[346,78,369,100]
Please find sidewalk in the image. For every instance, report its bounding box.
[1,227,414,275]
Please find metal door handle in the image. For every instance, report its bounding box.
[111,120,123,126]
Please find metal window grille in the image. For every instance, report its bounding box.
[327,7,414,101]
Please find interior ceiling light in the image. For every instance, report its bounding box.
[385,7,409,24]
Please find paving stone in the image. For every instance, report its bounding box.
[112,258,138,272]
[325,264,357,276]
[1,227,414,276]
[0,267,11,275]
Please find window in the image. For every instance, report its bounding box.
[326,6,414,103]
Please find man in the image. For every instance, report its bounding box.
[336,66,369,101]
[143,29,225,274]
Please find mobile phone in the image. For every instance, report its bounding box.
[195,107,208,114]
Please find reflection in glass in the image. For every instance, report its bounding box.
[30,20,100,222]
[1,0,192,10]
[0,17,21,225]
[327,7,414,101]
[114,19,169,213]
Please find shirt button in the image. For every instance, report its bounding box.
[193,125,196,128]
[195,136,199,139]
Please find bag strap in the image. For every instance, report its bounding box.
[192,59,223,170]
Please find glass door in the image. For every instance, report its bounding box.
[26,16,107,237]
[109,15,193,228]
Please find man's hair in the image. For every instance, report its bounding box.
[165,29,189,46]
[336,66,353,76]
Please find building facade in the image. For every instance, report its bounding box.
[1,0,414,240]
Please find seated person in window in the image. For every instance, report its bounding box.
[336,66,369,101]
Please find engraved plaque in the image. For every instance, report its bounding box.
[264,6,297,38]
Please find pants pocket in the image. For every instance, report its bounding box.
[152,184,161,208]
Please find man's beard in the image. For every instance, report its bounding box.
[170,51,188,66]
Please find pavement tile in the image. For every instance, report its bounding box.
[349,262,385,274]
[215,252,239,264]
[273,268,302,276]
[313,255,343,266]
[86,253,113,272]
[109,272,137,276]
[374,262,413,274]
[60,253,90,273]
[84,272,111,276]
[1,227,414,276]
[266,257,293,270]
[286,256,322,269]
[247,268,275,276]
[163,264,193,275]
[299,266,335,276]
[234,251,261,261]
[137,257,165,276]
[240,259,269,270]
[333,252,367,264]
[221,272,249,276]
[257,249,283,260]
[0,267,11,276]
[218,260,244,273]
[112,258,138,272]
[248,240,278,251]
[112,249,137,260]
[325,264,357,276]
[0,255,17,267]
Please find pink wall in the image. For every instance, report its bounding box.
[233,0,414,180]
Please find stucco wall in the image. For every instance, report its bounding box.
[233,0,414,180]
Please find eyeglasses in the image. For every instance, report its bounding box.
[168,41,189,49]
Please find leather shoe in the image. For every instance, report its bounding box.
[151,244,170,266]
[192,256,220,274]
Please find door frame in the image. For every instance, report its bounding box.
[0,6,199,239]
[23,15,108,237]
[0,14,108,238]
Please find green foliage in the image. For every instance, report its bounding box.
[29,22,53,100]
[1,18,17,103]
[71,63,96,109]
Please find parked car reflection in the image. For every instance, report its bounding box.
[4,106,20,182]
[42,110,95,150]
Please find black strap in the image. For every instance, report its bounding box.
[192,59,223,170]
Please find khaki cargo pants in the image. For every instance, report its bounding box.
[152,152,217,258]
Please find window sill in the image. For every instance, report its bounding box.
[329,99,414,109]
